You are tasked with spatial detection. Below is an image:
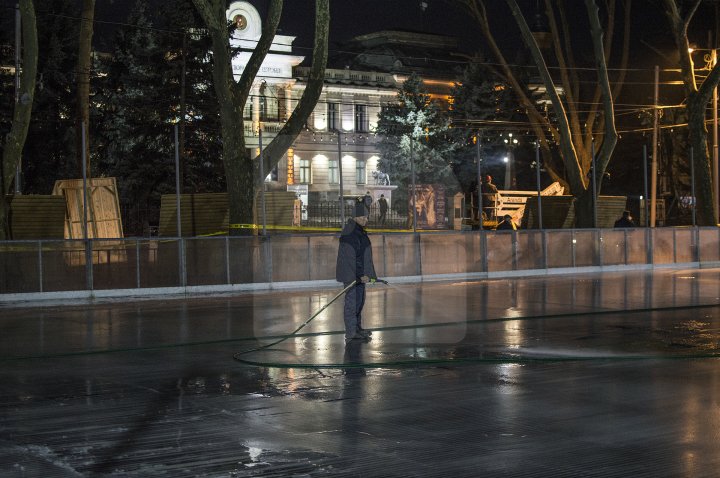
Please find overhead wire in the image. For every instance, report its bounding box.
[3,4,716,139]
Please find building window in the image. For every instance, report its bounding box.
[355,104,369,132]
[327,102,339,131]
[299,158,311,184]
[260,94,279,122]
[356,159,366,184]
[329,159,339,184]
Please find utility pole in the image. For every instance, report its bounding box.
[179,32,187,193]
[712,47,719,224]
[476,131,482,225]
[14,3,22,194]
[410,138,417,232]
[337,131,345,225]
[259,128,266,235]
[650,65,659,227]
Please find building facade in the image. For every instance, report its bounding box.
[228,1,461,211]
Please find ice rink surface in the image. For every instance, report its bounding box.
[2,268,720,477]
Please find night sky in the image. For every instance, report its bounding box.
[87,0,717,69]
[1,0,716,65]
[91,0,481,49]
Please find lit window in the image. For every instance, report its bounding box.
[327,102,339,131]
[355,104,369,132]
[329,159,339,184]
[299,158,311,184]
[356,159,366,184]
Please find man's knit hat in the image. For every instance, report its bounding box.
[354,197,369,217]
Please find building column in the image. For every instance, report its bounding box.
[285,86,293,121]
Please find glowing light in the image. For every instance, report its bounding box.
[286,148,295,185]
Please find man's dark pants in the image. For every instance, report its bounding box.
[343,282,365,338]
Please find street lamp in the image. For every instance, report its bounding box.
[503,133,518,190]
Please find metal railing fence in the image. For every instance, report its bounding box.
[304,202,406,229]
[0,227,716,296]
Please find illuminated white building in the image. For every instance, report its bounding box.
[228,1,459,207]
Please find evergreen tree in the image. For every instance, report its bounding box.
[16,0,79,194]
[156,0,222,195]
[0,13,14,145]
[94,0,221,235]
[450,63,506,192]
[449,63,523,192]
[376,73,458,214]
[94,1,176,235]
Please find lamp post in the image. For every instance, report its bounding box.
[14,4,21,194]
[258,81,267,235]
[503,133,518,190]
[336,130,345,225]
[410,137,417,232]
[712,48,719,224]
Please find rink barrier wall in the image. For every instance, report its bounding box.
[0,227,717,303]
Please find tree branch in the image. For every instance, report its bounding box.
[663,0,697,94]
[463,0,563,183]
[2,0,37,196]
[546,0,584,162]
[234,0,282,106]
[584,0,617,186]
[260,0,330,184]
[506,0,584,192]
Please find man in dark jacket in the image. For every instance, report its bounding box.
[614,210,636,228]
[377,194,389,226]
[495,214,517,230]
[481,175,499,219]
[336,198,377,342]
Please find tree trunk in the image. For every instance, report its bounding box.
[506,0,584,194]
[220,105,255,235]
[193,0,329,235]
[76,0,95,175]
[663,0,718,226]
[260,0,330,183]
[687,94,715,225]
[574,189,595,228]
[194,0,281,236]
[0,0,37,240]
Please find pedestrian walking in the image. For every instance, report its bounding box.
[378,194,388,226]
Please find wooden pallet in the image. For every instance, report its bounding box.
[7,195,66,240]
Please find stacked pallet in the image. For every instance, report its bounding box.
[52,178,124,239]
[522,195,628,229]
[158,191,298,236]
[159,193,229,237]
[8,195,66,240]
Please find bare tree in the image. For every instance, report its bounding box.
[663,0,720,226]
[460,0,630,227]
[1,0,37,239]
[192,0,329,235]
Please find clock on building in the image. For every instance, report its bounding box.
[233,14,247,31]
[227,2,261,39]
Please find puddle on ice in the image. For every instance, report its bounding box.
[242,446,269,468]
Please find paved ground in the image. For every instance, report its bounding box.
[2,268,720,477]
